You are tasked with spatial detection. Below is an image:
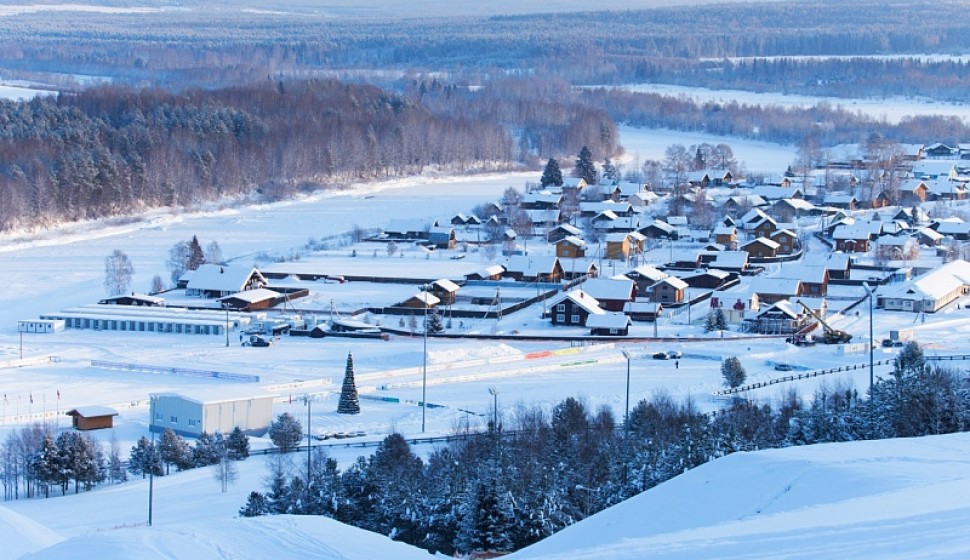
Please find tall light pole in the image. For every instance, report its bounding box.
[488,387,499,432]
[223,303,230,347]
[621,350,631,435]
[148,395,155,527]
[422,303,428,433]
[304,395,312,477]
[863,282,875,396]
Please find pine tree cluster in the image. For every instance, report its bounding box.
[243,343,970,556]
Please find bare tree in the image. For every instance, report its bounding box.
[104,249,135,295]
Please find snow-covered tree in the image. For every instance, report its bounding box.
[240,491,268,517]
[226,427,250,460]
[269,413,303,453]
[721,356,746,389]
[539,157,563,188]
[573,146,597,185]
[128,436,162,479]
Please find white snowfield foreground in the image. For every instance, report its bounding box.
[6,432,970,559]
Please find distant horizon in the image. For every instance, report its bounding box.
[0,0,785,19]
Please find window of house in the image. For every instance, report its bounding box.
[556,314,565,322]
[188,419,197,427]
[557,304,566,312]
[571,314,580,323]
[170,415,178,423]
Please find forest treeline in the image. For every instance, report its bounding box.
[1,1,970,99]
[0,79,618,232]
[240,343,970,557]
[579,87,970,147]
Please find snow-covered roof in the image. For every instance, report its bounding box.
[586,312,631,329]
[742,237,781,250]
[750,277,801,295]
[187,265,266,293]
[580,278,635,301]
[780,265,827,284]
[623,300,663,313]
[879,259,970,301]
[656,276,689,290]
[627,266,668,283]
[409,292,441,305]
[547,290,604,315]
[559,235,587,248]
[665,216,689,226]
[432,279,460,293]
[217,288,280,304]
[506,255,560,275]
[833,224,874,240]
[711,251,749,269]
[67,406,119,418]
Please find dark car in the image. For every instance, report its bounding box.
[652,352,669,360]
[774,363,795,371]
[666,350,683,360]
[243,335,273,347]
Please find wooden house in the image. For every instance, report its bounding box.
[638,220,678,240]
[750,277,804,304]
[712,226,737,247]
[747,300,810,334]
[217,288,283,311]
[623,300,663,322]
[899,180,929,205]
[587,313,632,336]
[604,232,631,261]
[546,223,583,243]
[66,406,119,431]
[625,266,668,297]
[769,229,797,254]
[547,290,604,326]
[504,255,563,282]
[556,236,587,259]
[580,277,636,312]
[741,237,780,259]
[185,265,267,299]
[651,277,688,304]
[466,265,505,281]
[753,216,779,238]
[430,279,461,305]
[401,292,441,310]
[680,269,733,290]
[833,224,873,252]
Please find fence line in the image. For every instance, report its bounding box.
[715,354,970,396]
[90,360,260,382]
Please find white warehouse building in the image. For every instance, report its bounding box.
[150,389,276,438]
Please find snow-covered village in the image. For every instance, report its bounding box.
[4,1,970,559]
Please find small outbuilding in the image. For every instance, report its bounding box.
[150,390,275,438]
[66,406,119,431]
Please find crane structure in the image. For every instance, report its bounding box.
[797,301,853,344]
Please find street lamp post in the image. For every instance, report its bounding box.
[224,304,230,347]
[621,350,631,435]
[863,282,875,395]
[148,395,155,527]
[422,303,428,433]
[488,387,499,432]
[304,395,312,477]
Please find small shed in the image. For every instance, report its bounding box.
[98,293,165,306]
[66,406,119,431]
[430,279,461,305]
[217,288,282,311]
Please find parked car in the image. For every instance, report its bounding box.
[242,335,273,347]
[774,363,795,371]
[652,352,669,360]
[666,350,682,360]
[881,338,894,348]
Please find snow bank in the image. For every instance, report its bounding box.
[512,432,970,560]
[0,505,63,558]
[22,515,434,560]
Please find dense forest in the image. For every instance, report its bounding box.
[1,1,970,100]
[236,344,970,556]
[0,79,618,231]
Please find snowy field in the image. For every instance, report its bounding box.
[612,83,970,125]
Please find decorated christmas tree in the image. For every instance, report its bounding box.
[337,352,361,414]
